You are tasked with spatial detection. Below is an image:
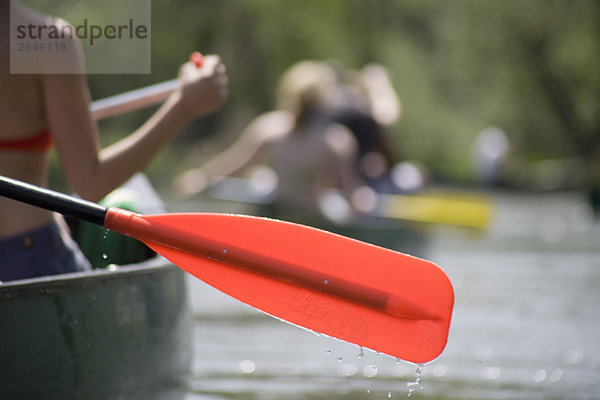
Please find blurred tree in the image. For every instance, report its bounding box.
[76,0,599,183]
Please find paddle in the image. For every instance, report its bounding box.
[90,52,205,120]
[0,175,453,363]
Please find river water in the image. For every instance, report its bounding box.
[173,190,600,400]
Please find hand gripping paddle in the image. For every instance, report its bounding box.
[0,176,453,363]
[90,51,205,120]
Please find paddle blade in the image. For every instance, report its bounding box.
[106,211,454,363]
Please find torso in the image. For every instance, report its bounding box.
[0,2,54,238]
[260,113,341,212]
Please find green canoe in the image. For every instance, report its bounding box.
[0,258,192,400]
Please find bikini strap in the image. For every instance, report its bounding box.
[0,128,53,151]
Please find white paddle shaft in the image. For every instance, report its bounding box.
[90,79,179,120]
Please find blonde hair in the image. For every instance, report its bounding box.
[276,61,337,123]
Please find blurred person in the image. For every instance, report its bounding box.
[0,1,228,281]
[326,63,403,191]
[176,60,362,222]
[471,126,511,186]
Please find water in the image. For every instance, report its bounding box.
[178,190,600,399]
[406,364,424,396]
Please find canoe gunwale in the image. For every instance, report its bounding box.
[0,257,176,300]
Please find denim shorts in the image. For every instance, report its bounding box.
[0,222,92,282]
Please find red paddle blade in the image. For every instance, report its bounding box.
[105,209,454,363]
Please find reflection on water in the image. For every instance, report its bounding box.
[180,190,600,400]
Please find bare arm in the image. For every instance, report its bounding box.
[175,110,291,197]
[44,55,228,202]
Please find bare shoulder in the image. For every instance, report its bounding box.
[244,110,295,143]
[323,123,357,157]
[11,3,85,74]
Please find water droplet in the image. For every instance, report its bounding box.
[480,366,501,380]
[363,364,378,378]
[323,279,328,285]
[240,360,255,374]
[407,364,425,396]
[337,356,343,362]
[387,392,392,398]
[565,349,584,365]
[533,369,547,383]
[325,349,332,355]
[476,346,492,363]
[550,368,563,382]
[102,253,108,260]
[357,346,365,359]
[338,363,357,377]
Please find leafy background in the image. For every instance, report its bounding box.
[38,0,599,189]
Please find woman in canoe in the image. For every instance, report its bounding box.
[175,60,362,222]
[0,1,228,281]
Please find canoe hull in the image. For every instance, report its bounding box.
[0,259,192,400]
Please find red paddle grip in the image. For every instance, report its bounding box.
[190,52,204,68]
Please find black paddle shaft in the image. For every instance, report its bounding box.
[0,175,107,226]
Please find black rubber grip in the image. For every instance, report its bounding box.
[0,175,107,226]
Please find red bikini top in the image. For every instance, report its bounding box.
[0,128,53,151]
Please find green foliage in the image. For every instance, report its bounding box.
[81,0,599,182]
